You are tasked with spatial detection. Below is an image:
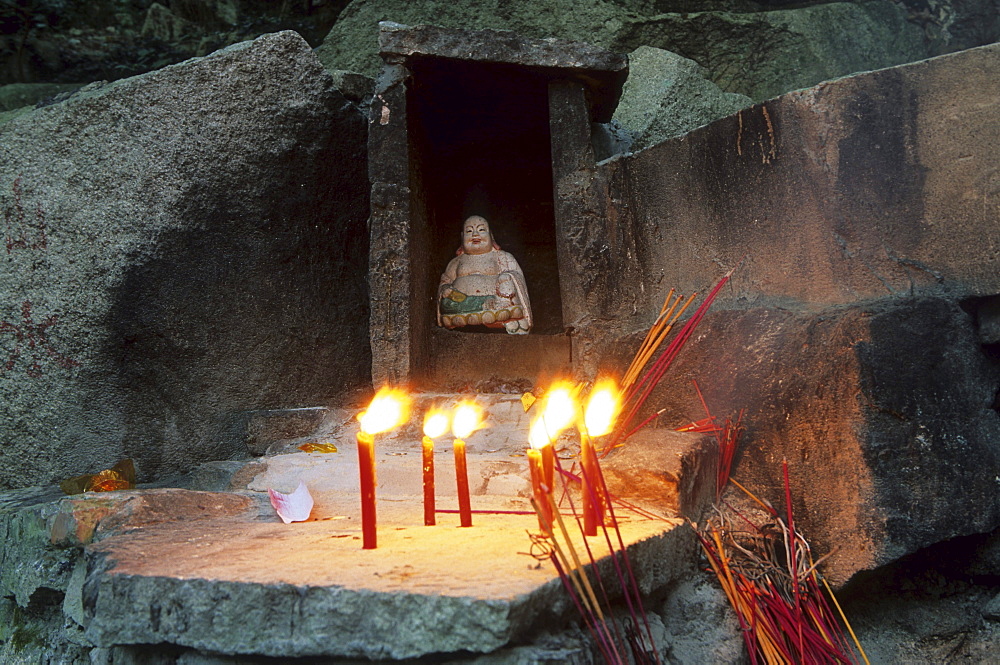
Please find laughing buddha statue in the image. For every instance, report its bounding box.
[437,215,532,334]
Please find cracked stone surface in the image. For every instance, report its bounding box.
[3,394,712,660]
[83,499,690,659]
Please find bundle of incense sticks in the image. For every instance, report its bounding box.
[698,462,870,665]
[620,288,696,393]
[610,266,737,453]
[682,379,747,501]
[529,455,663,664]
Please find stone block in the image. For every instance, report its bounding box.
[629,298,1000,585]
[79,489,692,659]
[1,496,78,606]
[316,0,630,78]
[378,23,627,122]
[613,45,752,152]
[0,31,371,490]
[596,42,1000,320]
[602,430,718,521]
[242,407,329,456]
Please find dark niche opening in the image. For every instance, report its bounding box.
[407,56,564,337]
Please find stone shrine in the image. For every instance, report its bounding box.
[368,23,628,388]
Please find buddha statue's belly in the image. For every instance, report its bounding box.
[452,273,499,296]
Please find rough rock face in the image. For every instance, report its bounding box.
[318,0,934,101]
[591,41,1000,327]
[629,298,1000,586]
[582,42,1000,584]
[0,31,371,490]
[610,1,930,100]
[0,0,346,86]
[613,46,752,152]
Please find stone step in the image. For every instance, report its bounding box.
[1,396,717,660]
[81,489,691,659]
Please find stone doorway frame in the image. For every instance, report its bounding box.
[367,23,628,388]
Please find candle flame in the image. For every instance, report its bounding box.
[527,381,578,449]
[584,379,620,437]
[528,416,552,450]
[452,401,484,439]
[358,387,410,435]
[423,408,450,439]
[542,381,578,438]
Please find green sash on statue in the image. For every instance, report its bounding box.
[440,291,490,315]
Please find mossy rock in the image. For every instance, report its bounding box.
[318,0,932,103]
[315,0,632,77]
[609,1,931,100]
[613,45,752,151]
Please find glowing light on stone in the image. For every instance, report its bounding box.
[359,387,410,435]
[423,409,450,439]
[452,401,484,440]
[539,382,576,440]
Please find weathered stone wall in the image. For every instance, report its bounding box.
[0,31,371,490]
[628,299,1000,585]
[598,42,1000,323]
[584,42,1000,584]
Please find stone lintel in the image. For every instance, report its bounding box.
[377,22,628,122]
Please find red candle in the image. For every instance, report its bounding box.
[528,408,564,532]
[451,402,482,528]
[582,381,619,537]
[541,442,555,493]
[454,438,472,527]
[531,382,577,498]
[422,409,450,527]
[357,430,377,549]
[581,431,600,536]
[527,447,552,531]
[356,387,410,550]
[420,436,435,526]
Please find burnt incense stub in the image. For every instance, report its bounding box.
[368,23,628,388]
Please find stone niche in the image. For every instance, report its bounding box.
[368,23,628,388]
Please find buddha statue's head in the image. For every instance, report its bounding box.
[461,215,494,255]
